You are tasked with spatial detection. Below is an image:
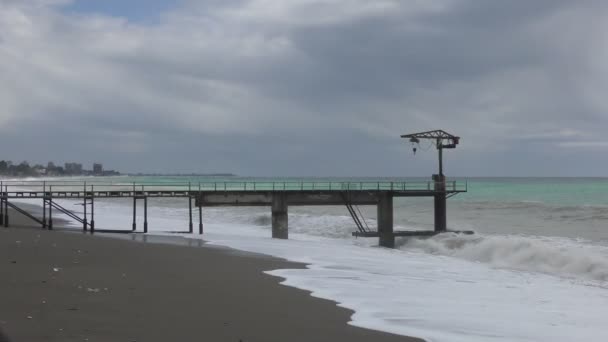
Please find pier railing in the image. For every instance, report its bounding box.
[0,180,467,194]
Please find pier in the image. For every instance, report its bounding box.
[0,179,468,248]
[0,131,472,248]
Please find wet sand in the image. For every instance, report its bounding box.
[0,209,422,342]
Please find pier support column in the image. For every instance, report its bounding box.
[48,187,53,230]
[90,197,95,234]
[83,198,88,232]
[3,186,7,227]
[4,198,9,228]
[198,204,203,235]
[144,197,148,234]
[433,175,447,232]
[434,194,447,232]
[377,193,394,248]
[48,200,52,230]
[0,198,4,227]
[132,197,137,232]
[271,193,288,239]
[42,198,46,229]
[188,197,193,234]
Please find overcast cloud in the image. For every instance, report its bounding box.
[1,0,607,176]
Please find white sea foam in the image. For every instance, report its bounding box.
[179,229,608,342]
[400,233,608,283]
[8,197,608,341]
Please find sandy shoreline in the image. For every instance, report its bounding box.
[0,208,422,342]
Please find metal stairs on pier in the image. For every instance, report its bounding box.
[343,194,371,234]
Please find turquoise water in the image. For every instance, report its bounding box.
[78,175,608,207]
[460,178,608,206]
[446,178,608,242]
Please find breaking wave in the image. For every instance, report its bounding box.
[399,233,608,282]
[252,214,271,226]
[464,201,608,222]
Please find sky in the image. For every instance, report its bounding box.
[1,0,607,177]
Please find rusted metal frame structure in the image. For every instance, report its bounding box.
[400,130,461,233]
[400,129,460,177]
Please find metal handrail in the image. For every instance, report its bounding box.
[0,180,468,193]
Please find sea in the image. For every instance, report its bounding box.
[6,176,608,342]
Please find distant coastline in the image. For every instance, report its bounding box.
[127,173,237,177]
[0,158,237,179]
[0,160,119,178]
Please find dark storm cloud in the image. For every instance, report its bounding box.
[1,0,607,176]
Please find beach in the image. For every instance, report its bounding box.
[0,209,421,342]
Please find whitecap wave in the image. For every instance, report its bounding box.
[399,233,608,282]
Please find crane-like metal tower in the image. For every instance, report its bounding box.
[401,130,460,232]
[400,129,460,177]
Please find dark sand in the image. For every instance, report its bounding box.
[0,209,422,342]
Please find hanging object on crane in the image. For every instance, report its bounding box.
[409,137,420,155]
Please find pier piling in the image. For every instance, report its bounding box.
[90,196,95,233]
[377,193,394,248]
[83,197,88,233]
[271,193,288,239]
[42,182,46,229]
[433,175,447,232]
[48,187,53,230]
[198,203,203,235]
[144,197,148,234]
[132,197,137,232]
[3,186,8,227]
[189,197,193,234]
[3,200,8,227]
[42,198,46,229]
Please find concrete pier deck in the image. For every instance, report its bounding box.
[0,180,469,248]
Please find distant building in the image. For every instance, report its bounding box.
[46,162,58,175]
[64,163,83,175]
[93,163,103,175]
